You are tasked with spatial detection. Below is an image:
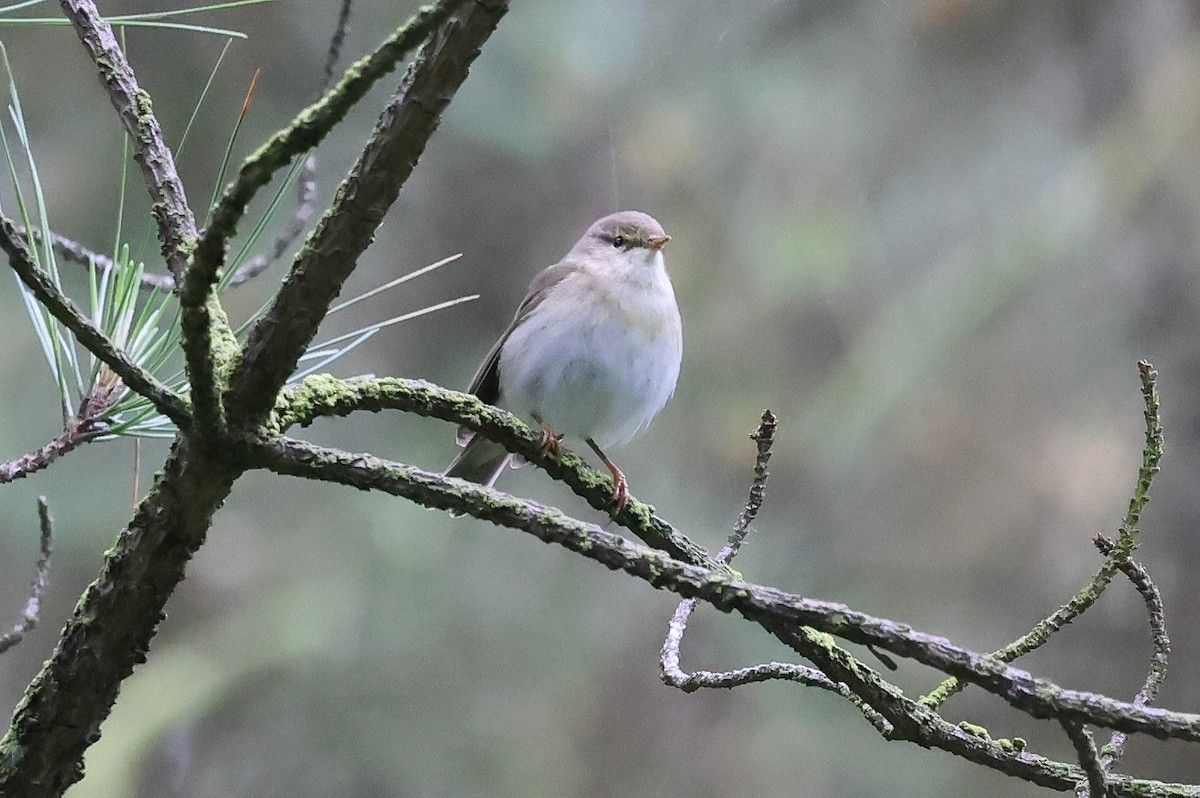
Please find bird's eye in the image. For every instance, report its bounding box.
[612,235,625,249]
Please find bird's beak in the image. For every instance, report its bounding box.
[648,234,671,251]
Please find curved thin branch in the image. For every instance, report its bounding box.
[923,362,1164,708]
[239,433,1200,745]
[0,218,191,428]
[274,374,720,567]
[0,498,53,656]
[1094,534,1171,774]
[662,411,777,682]
[1062,720,1107,798]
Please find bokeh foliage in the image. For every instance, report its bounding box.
[3,2,1200,796]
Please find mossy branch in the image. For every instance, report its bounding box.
[922,362,1165,708]
[192,0,466,287]
[223,0,508,431]
[274,374,720,567]
[57,0,235,436]
[57,0,197,279]
[238,431,1200,796]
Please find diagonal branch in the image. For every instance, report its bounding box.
[220,155,318,289]
[57,0,197,280]
[223,0,508,430]
[0,217,191,427]
[239,433,1200,745]
[192,0,464,291]
[0,416,106,484]
[0,441,240,794]
[57,0,235,436]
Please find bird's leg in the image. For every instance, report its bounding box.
[586,438,628,514]
[531,413,562,461]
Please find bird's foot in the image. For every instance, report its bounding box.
[606,467,629,516]
[536,423,562,461]
[582,438,630,516]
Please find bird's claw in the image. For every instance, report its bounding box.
[536,423,562,461]
[606,472,629,516]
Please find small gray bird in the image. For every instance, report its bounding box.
[445,210,682,511]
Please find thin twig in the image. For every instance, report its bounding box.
[222,155,317,288]
[726,409,776,559]
[215,1,348,289]
[10,221,171,290]
[224,0,504,430]
[1062,720,1108,798]
[1093,534,1170,773]
[0,498,53,656]
[322,0,353,93]
[192,0,467,303]
[661,411,777,683]
[0,417,107,484]
[923,361,1163,708]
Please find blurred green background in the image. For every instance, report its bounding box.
[3,1,1200,796]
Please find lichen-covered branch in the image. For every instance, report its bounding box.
[57,0,236,437]
[0,441,238,794]
[238,432,1200,746]
[241,431,1200,795]
[56,0,197,280]
[923,362,1164,709]
[274,374,719,567]
[224,0,508,431]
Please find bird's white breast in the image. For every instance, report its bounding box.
[498,252,682,448]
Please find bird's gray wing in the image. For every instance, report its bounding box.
[456,261,579,445]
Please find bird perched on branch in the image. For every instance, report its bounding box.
[446,210,682,513]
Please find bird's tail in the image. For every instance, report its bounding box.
[444,435,512,488]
